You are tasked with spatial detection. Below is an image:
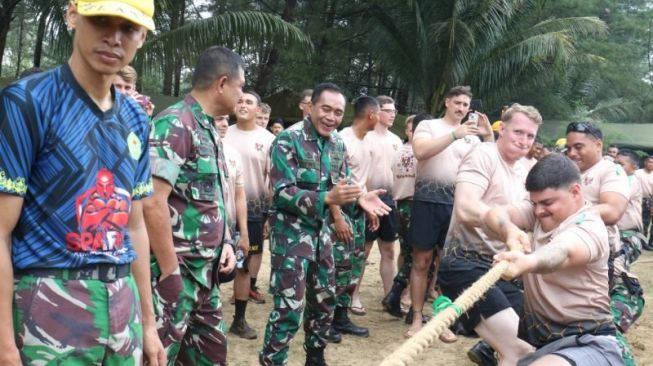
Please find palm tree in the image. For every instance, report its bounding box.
[364,0,607,115]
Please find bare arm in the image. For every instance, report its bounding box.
[482,206,531,252]
[0,194,24,365]
[128,200,166,365]
[142,178,179,278]
[234,185,249,254]
[595,191,628,225]
[454,181,492,228]
[412,121,480,161]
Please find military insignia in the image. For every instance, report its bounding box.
[582,176,594,186]
[256,143,264,151]
[127,132,142,160]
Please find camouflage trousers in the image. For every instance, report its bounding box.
[335,210,366,308]
[260,254,336,366]
[611,272,645,334]
[151,259,227,366]
[394,200,413,287]
[14,273,142,365]
[642,197,651,244]
[616,330,637,366]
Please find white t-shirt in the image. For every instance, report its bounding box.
[339,127,373,190]
[618,175,643,233]
[412,118,480,204]
[392,142,416,201]
[223,143,244,231]
[445,143,528,256]
[364,129,402,194]
[223,124,275,220]
[634,168,653,199]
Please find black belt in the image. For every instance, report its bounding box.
[15,263,131,282]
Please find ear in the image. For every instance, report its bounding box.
[215,75,229,94]
[569,182,582,198]
[66,1,79,29]
[136,30,147,49]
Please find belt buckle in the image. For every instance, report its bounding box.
[98,264,118,282]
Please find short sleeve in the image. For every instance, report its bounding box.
[600,164,630,199]
[131,115,153,200]
[456,144,494,192]
[148,113,191,187]
[0,84,43,196]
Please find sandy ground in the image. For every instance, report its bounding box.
[221,245,653,365]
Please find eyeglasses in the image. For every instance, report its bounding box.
[566,122,602,140]
[381,109,397,114]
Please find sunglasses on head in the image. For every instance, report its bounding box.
[566,122,602,140]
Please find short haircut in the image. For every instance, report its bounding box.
[117,65,138,84]
[645,155,653,163]
[413,113,433,133]
[525,154,581,192]
[353,95,379,118]
[566,121,603,140]
[192,46,245,90]
[376,95,395,106]
[302,89,313,100]
[445,85,473,100]
[271,118,284,127]
[260,102,271,114]
[502,103,543,125]
[311,83,345,104]
[608,144,619,149]
[243,90,262,105]
[617,150,640,169]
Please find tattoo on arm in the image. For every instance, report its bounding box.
[531,241,570,273]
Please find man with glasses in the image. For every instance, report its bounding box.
[351,95,403,315]
[0,1,164,364]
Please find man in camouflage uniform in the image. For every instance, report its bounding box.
[144,46,242,365]
[259,83,391,366]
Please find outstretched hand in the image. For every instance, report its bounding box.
[358,189,392,219]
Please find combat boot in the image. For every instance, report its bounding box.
[332,306,369,337]
[326,326,342,343]
[229,317,257,340]
[305,347,328,366]
[381,281,405,318]
[467,340,497,366]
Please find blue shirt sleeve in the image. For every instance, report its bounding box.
[0,83,43,197]
[130,101,153,200]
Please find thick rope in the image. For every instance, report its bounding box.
[379,261,510,366]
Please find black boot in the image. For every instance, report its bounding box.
[332,306,370,337]
[305,347,328,366]
[326,325,342,343]
[467,340,497,366]
[381,281,405,318]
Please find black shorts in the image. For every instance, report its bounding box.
[437,254,523,332]
[407,201,452,250]
[247,220,264,255]
[365,197,398,242]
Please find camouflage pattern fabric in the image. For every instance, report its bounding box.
[334,207,365,308]
[642,197,651,246]
[260,119,351,365]
[617,231,644,270]
[610,272,645,334]
[394,199,413,286]
[13,274,142,365]
[615,330,637,366]
[149,94,229,270]
[151,259,227,365]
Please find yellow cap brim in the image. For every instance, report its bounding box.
[77,1,155,31]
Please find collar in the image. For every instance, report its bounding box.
[184,94,214,129]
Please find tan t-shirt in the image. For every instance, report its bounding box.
[618,175,643,232]
[413,118,480,204]
[223,143,244,231]
[445,143,529,256]
[515,203,612,330]
[339,127,373,190]
[392,142,417,201]
[634,168,653,199]
[364,129,403,193]
[223,124,275,220]
[580,159,629,253]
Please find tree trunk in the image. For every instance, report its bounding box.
[163,0,185,95]
[14,2,24,77]
[33,8,47,68]
[0,0,21,76]
[252,0,297,94]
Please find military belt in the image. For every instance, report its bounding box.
[15,263,131,283]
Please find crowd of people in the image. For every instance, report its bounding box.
[0,1,651,366]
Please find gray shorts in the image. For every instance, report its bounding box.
[517,334,624,366]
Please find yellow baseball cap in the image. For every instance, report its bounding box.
[76,0,155,31]
[491,120,502,132]
[555,138,567,147]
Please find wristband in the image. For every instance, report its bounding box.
[451,131,458,141]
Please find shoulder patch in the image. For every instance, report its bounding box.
[574,213,586,225]
[127,131,142,160]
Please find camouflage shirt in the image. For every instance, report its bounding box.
[149,94,229,264]
[269,118,350,261]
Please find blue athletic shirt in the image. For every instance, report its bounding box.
[0,64,153,269]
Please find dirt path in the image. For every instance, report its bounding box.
[222,246,653,365]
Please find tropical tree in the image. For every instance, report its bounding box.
[364,0,607,115]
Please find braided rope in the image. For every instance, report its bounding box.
[379,261,510,366]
